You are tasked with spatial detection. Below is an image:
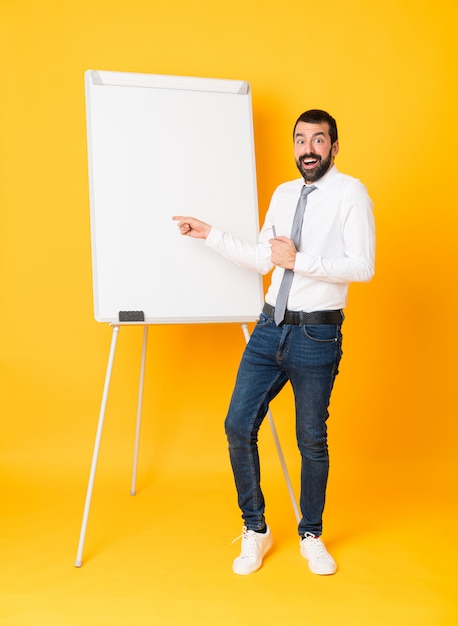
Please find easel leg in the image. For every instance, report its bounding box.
[75,324,120,567]
[130,325,148,496]
[240,323,301,523]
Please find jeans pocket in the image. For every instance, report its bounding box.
[302,324,340,343]
[256,312,272,328]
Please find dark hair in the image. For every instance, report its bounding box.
[293,110,338,145]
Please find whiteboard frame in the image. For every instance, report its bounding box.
[85,70,264,324]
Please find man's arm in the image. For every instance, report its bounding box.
[173,215,275,275]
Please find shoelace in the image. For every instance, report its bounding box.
[303,533,328,559]
[231,527,257,558]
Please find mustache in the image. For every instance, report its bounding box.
[300,154,321,162]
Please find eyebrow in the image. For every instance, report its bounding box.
[295,131,326,139]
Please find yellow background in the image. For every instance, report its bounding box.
[1,1,457,624]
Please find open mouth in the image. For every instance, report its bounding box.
[301,156,320,169]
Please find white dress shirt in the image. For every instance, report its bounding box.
[205,165,375,312]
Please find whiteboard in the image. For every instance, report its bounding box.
[85,70,264,324]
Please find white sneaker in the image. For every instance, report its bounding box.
[232,526,273,575]
[300,532,337,575]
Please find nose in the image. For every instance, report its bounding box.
[299,139,314,155]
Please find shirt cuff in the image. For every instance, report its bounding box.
[205,226,224,249]
[293,252,310,274]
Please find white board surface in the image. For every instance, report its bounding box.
[85,70,264,324]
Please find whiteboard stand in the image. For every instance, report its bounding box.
[75,323,151,567]
[130,325,149,496]
[77,70,299,567]
[74,323,299,567]
[75,324,120,567]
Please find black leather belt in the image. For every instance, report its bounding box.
[262,303,343,325]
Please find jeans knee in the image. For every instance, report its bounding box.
[297,430,328,462]
[225,414,240,445]
[225,414,254,448]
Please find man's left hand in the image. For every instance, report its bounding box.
[270,236,297,270]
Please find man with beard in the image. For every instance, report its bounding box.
[173,109,375,576]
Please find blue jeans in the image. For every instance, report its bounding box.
[224,308,343,537]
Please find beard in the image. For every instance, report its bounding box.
[295,148,333,183]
